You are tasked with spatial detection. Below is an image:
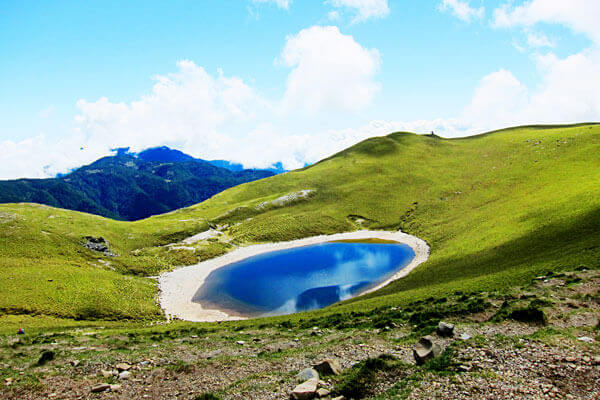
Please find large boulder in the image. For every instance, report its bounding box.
[291,378,319,400]
[413,335,442,365]
[437,321,455,337]
[313,359,341,376]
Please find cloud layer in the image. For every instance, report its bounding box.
[2,1,600,179]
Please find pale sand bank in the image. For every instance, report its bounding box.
[158,230,430,322]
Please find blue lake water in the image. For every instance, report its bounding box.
[192,241,415,317]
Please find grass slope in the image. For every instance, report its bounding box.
[0,123,599,328]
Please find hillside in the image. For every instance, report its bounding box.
[0,123,598,327]
[1,123,600,399]
[0,147,275,220]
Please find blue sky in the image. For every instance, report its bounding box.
[1,0,599,178]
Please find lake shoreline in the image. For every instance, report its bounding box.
[158,230,430,322]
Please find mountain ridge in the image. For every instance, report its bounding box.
[0,146,278,220]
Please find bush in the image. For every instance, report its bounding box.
[508,306,547,325]
[423,348,456,374]
[334,354,399,399]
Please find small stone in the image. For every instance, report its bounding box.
[578,336,595,343]
[459,333,472,341]
[100,369,115,378]
[437,321,455,337]
[109,384,121,392]
[313,359,341,376]
[236,340,245,345]
[115,363,131,371]
[291,378,318,400]
[316,388,331,397]
[118,371,131,380]
[70,360,80,367]
[331,396,345,400]
[297,368,319,382]
[91,383,111,393]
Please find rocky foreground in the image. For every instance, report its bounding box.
[1,269,599,399]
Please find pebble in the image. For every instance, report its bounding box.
[91,383,111,393]
[578,336,595,343]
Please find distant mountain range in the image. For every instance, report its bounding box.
[0,147,283,220]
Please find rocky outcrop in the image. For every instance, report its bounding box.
[83,236,118,257]
[313,359,341,376]
[413,335,442,365]
[437,321,455,337]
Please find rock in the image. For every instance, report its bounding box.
[331,396,345,400]
[83,236,118,257]
[437,321,455,337]
[236,340,245,345]
[37,350,55,365]
[413,335,442,365]
[297,368,319,382]
[459,333,472,341]
[91,383,111,393]
[291,378,318,400]
[109,384,121,392]
[316,388,331,397]
[578,336,595,343]
[100,369,116,378]
[115,362,131,371]
[118,370,131,380]
[313,359,341,376]
[70,360,80,367]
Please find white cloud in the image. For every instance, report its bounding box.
[493,0,600,44]
[252,0,291,10]
[280,26,380,114]
[0,27,386,178]
[329,0,390,23]
[459,49,600,132]
[439,0,484,23]
[73,60,266,156]
[526,31,554,48]
[462,69,529,130]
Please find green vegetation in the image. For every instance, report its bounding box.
[0,123,599,328]
[334,354,405,399]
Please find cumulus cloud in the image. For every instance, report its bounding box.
[474,0,600,130]
[493,0,600,44]
[74,60,267,156]
[0,26,387,179]
[328,0,390,22]
[280,26,380,114]
[439,0,484,23]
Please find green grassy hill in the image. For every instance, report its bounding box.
[1,123,599,329]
